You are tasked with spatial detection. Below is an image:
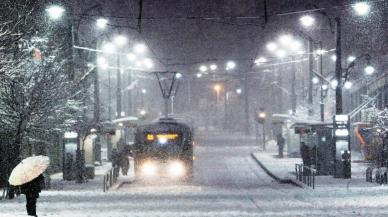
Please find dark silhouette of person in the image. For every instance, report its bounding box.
[20,174,44,217]
[277,134,285,158]
[120,145,132,175]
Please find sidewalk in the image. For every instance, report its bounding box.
[252,151,378,189]
[49,161,113,192]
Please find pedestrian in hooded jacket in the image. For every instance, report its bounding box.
[20,174,44,217]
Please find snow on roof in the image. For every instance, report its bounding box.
[111,116,139,124]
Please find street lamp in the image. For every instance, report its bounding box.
[176,73,182,79]
[143,58,154,69]
[127,53,136,61]
[364,65,375,75]
[312,77,319,84]
[266,42,277,52]
[347,56,356,62]
[276,49,287,58]
[46,5,65,20]
[102,42,116,53]
[300,15,315,27]
[134,43,147,54]
[214,84,222,103]
[254,57,267,65]
[114,35,127,47]
[96,18,108,29]
[199,65,208,72]
[210,64,218,71]
[226,61,236,70]
[344,81,352,89]
[279,34,293,45]
[196,73,202,78]
[236,88,242,94]
[352,2,371,16]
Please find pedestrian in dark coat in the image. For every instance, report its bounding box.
[277,134,285,158]
[20,174,44,217]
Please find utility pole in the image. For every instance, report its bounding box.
[291,56,297,113]
[127,70,133,116]
[318,41,324,122]
[334,17,343,114]
[137,0,143,33]
[223,82,228,130]
[116,54,122,117]
[243,71,250,135]
[93,67,101,163]
[308,39,314,116]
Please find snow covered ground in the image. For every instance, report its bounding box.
[2,134,388,216]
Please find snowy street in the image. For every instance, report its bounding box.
[2,134,388,216]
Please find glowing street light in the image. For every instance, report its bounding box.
[102,42,116,53]
[331,79,338,89]
[46,5,65,20]
[279,34,293,45]
[316,49,327,56]
[312,77,319,84]
[196,73,203,78]
[255,57,267,65]
[143,58,154,69]
[214,84,222,103]
[289,40,302,51]
[114,35,127,47]
[210,64,218,71]
[226,61,236,70]
[364,65,375,75]
[300,15,315,27]
[352,2,371,16]
[236,88,242,94]
[176,73,182,79]
[347,56,356,62]
[141,89,147,94]
[97,57,107,66]
[276,49,287,58]
[199,65,208,72]
[322,84,328,90]
[127,53,136,61]
[266,42,278,52]
[331,55,337,62]
[344,81,352,89]
[134,43,147,54]
[96,18,108,29]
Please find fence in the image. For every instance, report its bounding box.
[103,166,120,192]
[295,164,316,189]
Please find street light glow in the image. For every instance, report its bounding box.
[316,49,327,55]
[127,53,136,61]
[141,89,147,94]
[97,57,106,66]
[322,84,328,90]
[214,84,221,92]
[276,49,287,58]
[347,56,356,62]
[353,2,371,16]
[102,42,116,53]
[266,42,278,52]
[279,34,293,45]
[199,65,208,72]
[300,15,315,27]
[96,18,108,29]
[289,40,302,51]
[143,58,154,69]
[176,73,182,79]
[330,79,338,89]
[236,88,242,94]
[196,73,203,78]
[331,55,337,61]
[226,61,236,70]
[344,81,352,89]
[364,65,375,75]
[255,57,267,65]
[46,5,65,20]
[312,77,319,84]
[134,43,147,54]
[114,35,127,47]
[210,64,218,71]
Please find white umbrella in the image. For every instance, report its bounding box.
[8,155,50,186]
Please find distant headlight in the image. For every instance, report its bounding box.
[141,161,157,176]
[168,161,185,178]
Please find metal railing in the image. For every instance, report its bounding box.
[295,164,316,189]
[103,166,120,192]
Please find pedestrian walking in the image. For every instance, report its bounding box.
[277,134,285,158]
[8,155,49,217]
[20,174,44,216]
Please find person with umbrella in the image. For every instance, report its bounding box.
[9,155,49,217]
[20,174,44,216]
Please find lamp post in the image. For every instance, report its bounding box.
[257,110,267,150]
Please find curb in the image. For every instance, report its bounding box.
[251,153,303,188]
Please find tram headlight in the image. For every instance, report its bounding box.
[141,161,157,176]
[168,161,185,178]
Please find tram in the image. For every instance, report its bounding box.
[133,117,194,180]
